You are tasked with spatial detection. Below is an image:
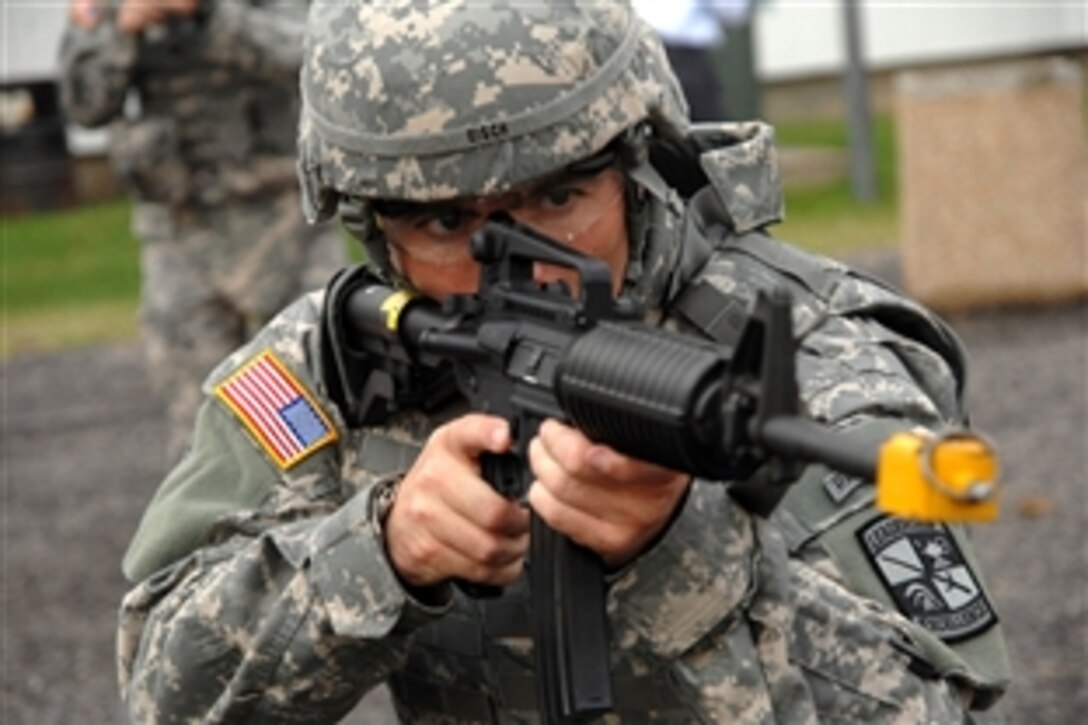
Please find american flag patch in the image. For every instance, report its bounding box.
[214,350,338,469]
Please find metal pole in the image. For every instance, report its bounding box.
[842,0,878,202]
[717,17,762,121]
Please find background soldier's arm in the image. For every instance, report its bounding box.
[58,0,135,127]
[197,0,311,83]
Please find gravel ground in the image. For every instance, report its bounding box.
[2,253,1085,723]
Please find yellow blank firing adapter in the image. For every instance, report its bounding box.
[877,430,1000,523]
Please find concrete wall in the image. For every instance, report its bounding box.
[1,4,68,85]
[896,57,1087,311]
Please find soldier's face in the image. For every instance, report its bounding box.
[378,166,629,300]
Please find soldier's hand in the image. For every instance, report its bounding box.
[68,0,102,29]
[384,414,531,589]
[528,419,691,569]
[117,0,201,35]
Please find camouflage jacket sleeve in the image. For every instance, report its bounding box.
[57,3,136,127]
[117,292,453,723]
[596,234,995,719]
[195,0,310,84]
[604,486,971,721]
[601,426,973,720]
[57,0,308,128]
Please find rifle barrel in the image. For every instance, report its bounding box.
[759,416,877,480]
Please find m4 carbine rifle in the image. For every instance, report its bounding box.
[338,219,999,724]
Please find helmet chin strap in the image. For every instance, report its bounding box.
[336,197,405,287]
[619,131,689,315]
[298,159,340,225]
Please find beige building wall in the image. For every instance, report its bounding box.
[895,57,1087,311]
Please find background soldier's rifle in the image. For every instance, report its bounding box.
[337,219,1000,723]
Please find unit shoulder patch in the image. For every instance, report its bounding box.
[858,516,996,642]
[214,349,338,470]
[822,470,864,504]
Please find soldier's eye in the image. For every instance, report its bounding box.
[536,185,582,212]
[416,207,476,238]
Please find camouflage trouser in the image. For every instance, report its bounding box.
[135,192,348,463]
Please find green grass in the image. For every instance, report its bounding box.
[1,116,901,359]
[2,199,141,357]
[774,115,900,256]
[3,198,139,313]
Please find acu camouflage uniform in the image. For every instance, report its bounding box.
[117,123,1009,723]
[58,0,346,461]
[117,2,1008,721]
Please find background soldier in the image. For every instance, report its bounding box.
[58,0,347,462]
[632,0,752,121]
[116,1,1010,721]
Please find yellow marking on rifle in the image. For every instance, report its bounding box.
[877,430,1000,523]
[380,290,415,332]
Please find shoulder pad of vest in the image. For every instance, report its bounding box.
[677,234,968,401]
[204,291,327,391]
[687,122,785,234]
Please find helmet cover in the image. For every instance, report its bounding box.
[297,0,689,222]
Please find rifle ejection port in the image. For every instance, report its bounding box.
[509,343,552,386]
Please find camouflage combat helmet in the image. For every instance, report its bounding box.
[297,0,690,279]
